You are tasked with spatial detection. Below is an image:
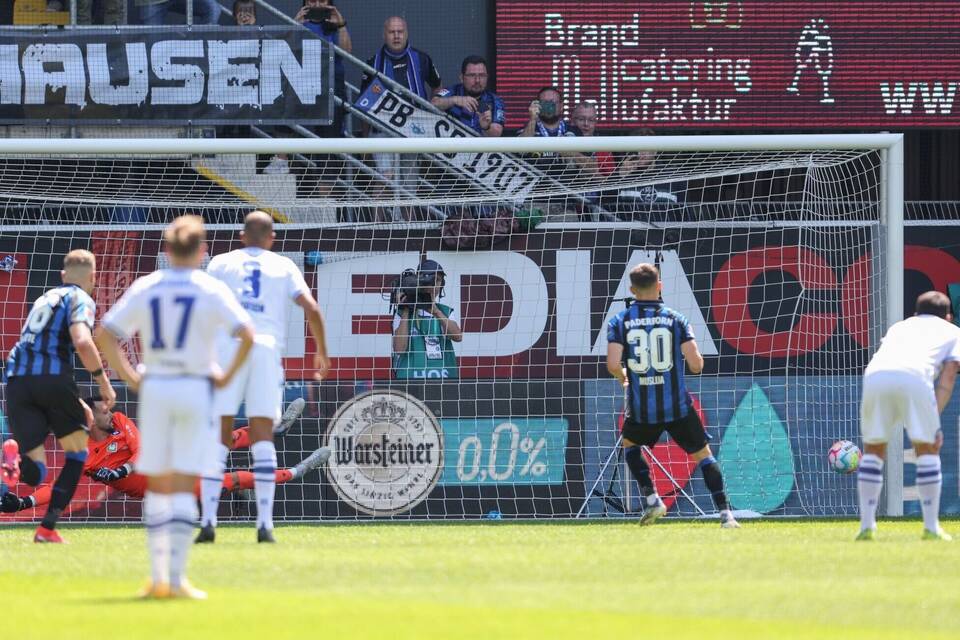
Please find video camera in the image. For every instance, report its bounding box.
[388,260,447,313]
[390,269,435,311]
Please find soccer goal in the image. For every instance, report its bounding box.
[0,132,904,523]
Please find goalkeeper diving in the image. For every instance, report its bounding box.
[1,395,328,514]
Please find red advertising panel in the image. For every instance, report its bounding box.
[495,1,960,129]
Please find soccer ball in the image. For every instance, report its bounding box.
[827,440,861,474]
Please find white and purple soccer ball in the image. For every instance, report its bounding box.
[827,440,861,474]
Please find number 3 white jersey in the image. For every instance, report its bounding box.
[206,247,310,350]
[102,268,251,377]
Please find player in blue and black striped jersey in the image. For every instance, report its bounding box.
[1,249,116,543]
[606,263,738,528]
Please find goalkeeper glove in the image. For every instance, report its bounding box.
[93,465,130,482]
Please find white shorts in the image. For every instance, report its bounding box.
[861,370,940,444]
[213,341,284,424]
[136,376,215,476]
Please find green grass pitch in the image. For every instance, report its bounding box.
[1,520,958,639]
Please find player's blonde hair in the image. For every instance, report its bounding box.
[63,249,96,274]
[164,214,206,259]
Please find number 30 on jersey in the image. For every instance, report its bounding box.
[625,327,674,373]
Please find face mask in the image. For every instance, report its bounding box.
[540,101,557,118]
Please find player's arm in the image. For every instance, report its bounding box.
[606,342,627,386]
[78,397,94,431]
[681,339,704,374]
[215,323,255,389]
[95,326,141,393]
[294,291,331,381]
[71,322,116,408]
[96,284,146,393]
[935,360,959,413]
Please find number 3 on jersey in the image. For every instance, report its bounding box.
[626,327,674,373]
[242,263,261,299]
[149,296,195,350]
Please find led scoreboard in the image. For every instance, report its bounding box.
[495,1,960,129]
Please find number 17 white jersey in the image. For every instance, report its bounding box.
[102,268,251,377]
[206,247,310,350]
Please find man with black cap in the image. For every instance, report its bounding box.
[391,260,463,380]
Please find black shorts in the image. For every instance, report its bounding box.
[5,375,86,452]
[622,410,708,455]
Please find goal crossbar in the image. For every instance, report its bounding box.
[0,133,904,156]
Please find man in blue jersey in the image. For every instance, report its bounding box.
[606,263,738,528]
[1,249,117,543]
[432,56,505,137]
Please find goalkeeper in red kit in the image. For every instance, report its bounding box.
[1,395,328,513]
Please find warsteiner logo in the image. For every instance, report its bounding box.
[325,390,443,516]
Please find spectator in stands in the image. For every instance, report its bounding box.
[361,16,442,220]
[233,0,255,24]
[362,16,442,101]
[392,260,462,380]
[296,0,350,142]
[602,128,685,222]
[518,86,572,137]
[292,1,351,197]
[569,101,615,180]
[432,56,505,137]
[136,0,220,25]
[297,0,351,52]
[517,87,591,188]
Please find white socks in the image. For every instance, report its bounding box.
[144,492,171,586]
[169,492,198,589]
[201,439,278,534]
[144,491,198,588]
[251,441,277,531]
[857,454,884,531]
[200,443,229,528]
[916,454,942,534]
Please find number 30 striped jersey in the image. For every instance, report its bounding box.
[607,301,696,425]
[101,268,250,377]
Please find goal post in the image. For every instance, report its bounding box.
[881,136,905,517]
[0,133,904,522]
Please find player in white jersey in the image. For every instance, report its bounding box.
[857,291,960,542]
[198,210,331,544]
[96,215,255,599]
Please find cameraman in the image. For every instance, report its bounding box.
[392,260,463,380]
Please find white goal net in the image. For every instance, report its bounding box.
[0,134,902,522]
